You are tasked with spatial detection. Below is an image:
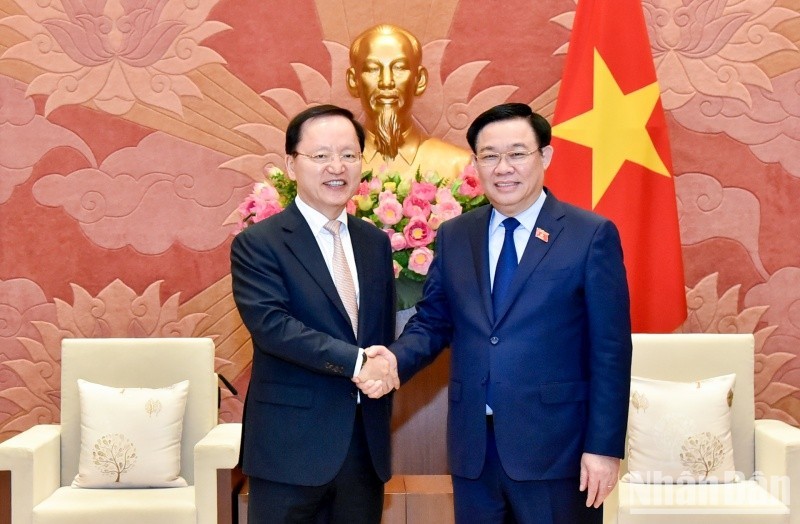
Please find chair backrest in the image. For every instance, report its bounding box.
[628,333,756,477]
[60,338,218,486]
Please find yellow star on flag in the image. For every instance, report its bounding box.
[552,49,670,208]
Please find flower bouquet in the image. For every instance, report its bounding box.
[235,165,487,309]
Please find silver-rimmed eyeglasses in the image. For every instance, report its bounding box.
[474,148,541,167]
[294,151,362,164]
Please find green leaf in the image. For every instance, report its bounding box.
[469,195,488,207]
[396,276,423,310]
[400,267,426,283]
[393,250,410,266]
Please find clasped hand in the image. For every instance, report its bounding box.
[352,345,399,398]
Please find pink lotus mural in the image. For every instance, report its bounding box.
[1,0,229,115]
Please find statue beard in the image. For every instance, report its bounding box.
[373,105,402,159]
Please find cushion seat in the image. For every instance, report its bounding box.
[606,334,800,524]
[619,480,789,523]
[0,338,241,524]
[33,486,197,524]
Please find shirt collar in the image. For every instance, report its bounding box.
[489,190,547,235]
[294,196,349,235]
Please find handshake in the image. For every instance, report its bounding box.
[352,345,400,398]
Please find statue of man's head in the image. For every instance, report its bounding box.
[347,24,428,159]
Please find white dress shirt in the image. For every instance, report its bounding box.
[487,190,547,289]
[486,190,547,415]
[294,196,364,378]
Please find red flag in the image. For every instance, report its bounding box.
[546,0,686,333]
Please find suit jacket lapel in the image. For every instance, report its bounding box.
[468,206,495,326]
[282,202,353,335]
[494,192,565,325]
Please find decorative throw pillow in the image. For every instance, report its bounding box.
[623,373,738,484]
[72,379,190,488]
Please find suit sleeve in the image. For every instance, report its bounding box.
[583,219,633,458]
[230,228,359,377]
[391,222,455,384]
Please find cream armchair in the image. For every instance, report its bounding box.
[0,338,241,524]
[604,333,800,524]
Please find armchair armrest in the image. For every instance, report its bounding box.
[194,423,242,524]
[0,425,61,524]
[754,419,800,524]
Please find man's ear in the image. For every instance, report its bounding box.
[346,67,358,97]
[415,66,428,96]
[541,145,554,169]
[285,154,297,181]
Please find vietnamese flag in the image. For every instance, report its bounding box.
[546,0,686,333]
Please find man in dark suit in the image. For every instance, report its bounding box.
[363,103,632,523]
[231,104,399,524]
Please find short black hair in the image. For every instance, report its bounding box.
[466,103,551,153]
[285,104,366,155]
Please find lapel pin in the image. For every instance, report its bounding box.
[535,227,549,243]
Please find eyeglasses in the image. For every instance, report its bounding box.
[294,151,362,164]
[474,149,541,167]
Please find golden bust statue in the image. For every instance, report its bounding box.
[347,24,471,180]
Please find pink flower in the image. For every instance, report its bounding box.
[402,195,432,219]
[393,260,402,278]
[403,216,436,248]
[375,195,403,225]
[237,196,257,218]
[237,183,283,224]
[428,214,444,230]
[458,164,483,198]
[408,247,434,275]
[235,192,282,232]
[435,187,454,203]
[390,232,408,251]
[410,181,437,202]
[253,200,283,221]
[356,181,371,196]
[256,182,279,201]
[431,194,463,222]
[369,177,383,193]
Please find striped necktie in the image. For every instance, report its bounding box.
[324,220,358,335]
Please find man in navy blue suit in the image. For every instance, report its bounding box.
[232,104,399,523]
[362,103,632,523]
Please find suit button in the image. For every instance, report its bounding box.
[350,391,357,399]
[481,377,487,385]
[490,336,499,345]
